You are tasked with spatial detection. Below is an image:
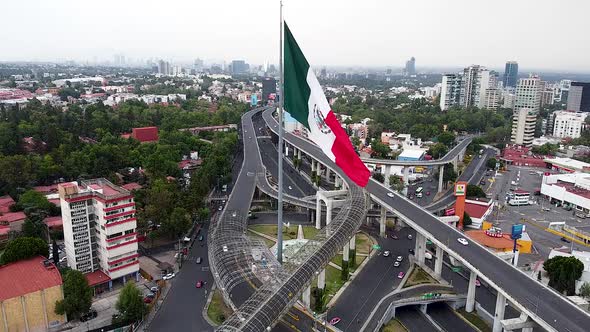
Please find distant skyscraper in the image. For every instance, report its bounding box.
[439,65,499,110]
[194,58,204,72]
[440,74,462,111]
[567,82,590,112]
[262,77,277,102]
[157,60,170,76]
[404,57,416,76]
[231,60,248,75]
[503,61,518,89]
[511,108,537,146]
[515,76,542,111]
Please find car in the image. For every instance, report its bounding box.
[407,234,413,240]
[396,256,403,262]
[143,297,153,303]
[248,136,251,139]
[150,286,159,293]
[397,272,405,279]
[390,234,398,240]
[329,317,341,325]
[222,245,228,252]
[232,211,237,217]
[387,192,394,198]
[198,235,204,241]
[146,292,155,299]
[416,193,423,198]
[408,249,415,255]
[80,310,98,322]
[561,237,571,243]
[426,191,430,196]
[457,238,469,246]
[475,279,481,287]
[218,206,222,211]
[196,281,203,288]
[424,252,433,260]
[288,185,292,190]
[383,251,391,257]
[196,257,202,264]
[163,273,175,280]
[480,180,486,185]
[394,261,400,267]
[543,207,551,211]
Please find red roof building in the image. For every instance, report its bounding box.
[85,270,111,287]
[0,195,15,214]
[501,145,549,168]
[0,256,62,301]
[121,182,143,191]
[45,216,63,230]
[131,126,159,143]
[0,211,26,232]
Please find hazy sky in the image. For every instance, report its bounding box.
[2,0,590,71]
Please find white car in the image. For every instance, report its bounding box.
[288,186,292,190]
[396,256,403,262]
[424,252,433,260]
[387,192,394,198]
[393,261,400,267]
[383,251,390,257]
[457,238,469,246]
[222,245,228,252]
[163,273,175,280]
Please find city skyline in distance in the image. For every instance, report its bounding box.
[2,0,590,72]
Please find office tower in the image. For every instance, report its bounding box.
[503,92,516,109]
[262,77,277,102]
[477,70,500,109]
[405,57,416,76]
[231,60,248,75]
[194,58,204,72]
[59,179,139,282]
[157,60,170,76]
[567,82,590,112]
[515,76,542,111]
[551,110,589,138]
[503,61,519,88]
[439,74,462,110]
[511,108,537,146]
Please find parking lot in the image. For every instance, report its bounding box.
[484,166,590,267]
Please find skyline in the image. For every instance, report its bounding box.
[1,0,590,71]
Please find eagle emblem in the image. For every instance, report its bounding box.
[313,104,332,134]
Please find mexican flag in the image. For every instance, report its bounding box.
[283,22,370,187]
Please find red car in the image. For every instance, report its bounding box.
[196,281,203,288]
[397,272,405,279]
[143,297,153,303]
[329,317,341,325]
[426,191,431,196]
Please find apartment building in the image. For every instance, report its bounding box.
[58,179,139,287]
[552,111,589,139]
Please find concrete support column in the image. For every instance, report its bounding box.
[318,269,326,290]
[311,160,316,172]
[316,163,322,177]
[315,197,322,229]
[379,206,387,237]
[434,246,444,277]
[325,168,331,181]
[521,328,533,332]
[366,216,371,226]
[493,292,506,332]
[403,166,410,196]
[297,149,302,159]
[326,201,333,226]
[438,165,445,193]
[466,271,477,313]
[302,285,311,308]
[285,143,289,157]
[349,234,356,251]
[343,241,350,262]
[384,165,392,186]
[414,233,426,264]
[335,177,341,188]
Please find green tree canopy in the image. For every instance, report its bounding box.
[544,256,584,295]
[463,212,472,227]
[428,143,448,159]
[466,184,486,198]
[115,282,146,323]
[55,269,93,320]
[371,139,391,159]
[579,282,590,299]
[372,172,385,183]
[18,190,57,216]
[442,164,457,184]
[388,175,405,193]
[0,237,48,265]
[437,131,455,147]
[486,157,498,170]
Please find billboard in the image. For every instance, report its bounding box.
[251,94,258,106]
[454,183,466,196]
[511,224,524,240]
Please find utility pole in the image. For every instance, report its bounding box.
[276,0,285,264]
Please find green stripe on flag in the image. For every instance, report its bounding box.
[284,22,311,130]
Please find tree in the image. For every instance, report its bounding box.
[466,184,486,198]
[372,172,385,183]
[371,139,391,158]
[463,212,472,227]
[0,237,48,265]
[389,175,405,193]
[442,164,457,184]
[52,238,59,266]
[162,207,191,238]
[18,190,56,215]
[531,143,559,156]
[486,157,497,170]
[55,270,93,320]
[116,282,147,323]
[543,256,584,295]
[437,131,455,147]
[428,143,448,159]
[579,282,590,299]
[22,213,47,240]
[350,136,361,149]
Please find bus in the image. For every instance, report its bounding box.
[416,187,424,194]
[508,190,530,206]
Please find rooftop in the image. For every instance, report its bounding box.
[466,230,520,251]
[131,126,159,143]
[544,157,590,172]
[45,216,63,228]
[0,211,26,223]
[84,270,111,287]
[0,195,15,214]
[0,256,62,301]
[121,182,143,191]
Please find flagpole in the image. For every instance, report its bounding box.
[277,0,284,264]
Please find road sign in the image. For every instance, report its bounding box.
[372,244,381,250]
[511,224,524,240]
[452,266,462,272]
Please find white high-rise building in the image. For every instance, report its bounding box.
[440,74,462,110]
[439,65,499,110]
[59,179,139,286]
[552,111,589,139]
[511,108,537,146]
[515,76,542,111]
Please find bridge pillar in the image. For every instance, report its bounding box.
[414,233,426,265]
[493,292,506,332]
[285,142,289,157]
[466,271,477,313]
[316,162,322,177]
[402,166,410,196]
[297,148,302,160]
[315,196,322,230]
[335,176,341,188]
[302,285,311,308]
[452,155,458,171]
[349,234,356,251]
[438,165,445,193]
[325,168,331,182]
[311,160,316,172]
[318,268,326,290]
[326,200,333,226]
[419,303,428,314]
[384,165,392,186]
[379,206,387,237]
[343,241,350,262]
[434,246,444,277]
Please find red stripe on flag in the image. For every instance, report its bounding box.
[324,111,370,187]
